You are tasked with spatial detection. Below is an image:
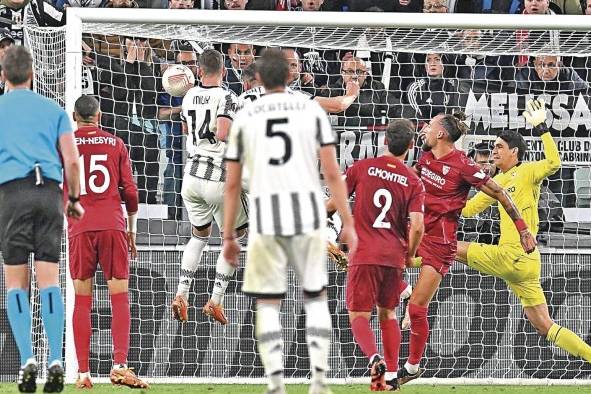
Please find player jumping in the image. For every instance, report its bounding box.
[457,99,591,364]
[398,112,537,386]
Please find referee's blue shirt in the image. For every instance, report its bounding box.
[0,89,72,185]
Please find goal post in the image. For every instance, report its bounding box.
[12,8,591,386]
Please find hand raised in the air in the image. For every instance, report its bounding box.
[223,238,241,268]
[522,99,547,128]
[519,228,537,254]
[66,201,85,220]
[339,221,358,258]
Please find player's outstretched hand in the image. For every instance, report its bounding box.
[519,229,537,254]
[522,99,547,129]
[223,239,241,268]
[339,222,358,257]
[66,201,85,220]
[128,231,138,260]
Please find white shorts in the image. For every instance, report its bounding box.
[181,174,248,231]
[242,229,328,298]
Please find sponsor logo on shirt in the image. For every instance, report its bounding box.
[421,166,446,186]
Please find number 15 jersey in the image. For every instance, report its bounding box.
[346,156,425,269]
[181,84,238,182]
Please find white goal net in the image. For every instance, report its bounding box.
[1,9,589,385]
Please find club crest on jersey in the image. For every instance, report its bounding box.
[442,165,450,175]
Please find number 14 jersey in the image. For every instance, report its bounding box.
[181,84,238,182]
[345,156,425,269]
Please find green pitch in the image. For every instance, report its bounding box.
[2,384,591,393]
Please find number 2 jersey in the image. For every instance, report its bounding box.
[417,149,489,244]
[65,126,138,237]
[346,156,425,269]
[181,84,239,182]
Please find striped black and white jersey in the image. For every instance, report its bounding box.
[181,84,239,182]
[226,91,337,236]
[238,86,312,108]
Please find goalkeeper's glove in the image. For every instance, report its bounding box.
[522,99,550,136]
[327,242,348,272]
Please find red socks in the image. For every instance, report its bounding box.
[73,294,92,373]
[380,319,401,372]
[110,292,130,365]
[408,303,429,365]
[351,316,378,360]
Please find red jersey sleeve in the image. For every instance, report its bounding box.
[118,141,139,214]
[408,178,425,214]
[459,156,489,189]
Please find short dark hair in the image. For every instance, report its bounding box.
[74,95,100,122]
[386,119,415,156]
[257,48,289,90]
[0,45,32,85]
[468,141,493,159]
[439,111,469,142]
[199,49,223,76]
[241,62,257,83]
[497,129,527,161]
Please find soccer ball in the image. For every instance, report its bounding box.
[162,64,195,97]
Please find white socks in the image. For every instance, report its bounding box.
[405,361,419,374]
[256,303,284,391]
[176,235,208,299]
[304,297,331,383]
[211,252,236,306]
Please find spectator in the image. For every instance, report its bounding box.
[157,48,198,219]
[169,0,194,7]
[103,0,138,6]
[515,54,589,92]
[391,0,423,11]
[56,0,106,9]
[459,141,500,244]
[120,36,161,204]
[319,56,388,126]
[224,43,255,95]
[449,30,501,81]
[223,0,247,8]
[301,0,323,9]
[0,27,14,95]
[586,0,591,13]
[406,53,459,122]
[422,0,447,12]
[516,0,559,67]
[283,47,318,96]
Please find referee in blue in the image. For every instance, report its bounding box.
[0,46,84,393]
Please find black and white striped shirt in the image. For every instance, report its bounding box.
[181,84,238,182]
[226,91,336,236]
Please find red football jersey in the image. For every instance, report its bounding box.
[65,126,138,237]
[346,156,425,269]
[417,149,489,244]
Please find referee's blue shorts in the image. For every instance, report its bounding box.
[0,176,64,265]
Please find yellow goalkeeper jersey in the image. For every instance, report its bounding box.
[462,133,561,246]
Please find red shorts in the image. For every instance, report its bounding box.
[417,235,456,277]
[346,265,404,312]
[69,230,129,280]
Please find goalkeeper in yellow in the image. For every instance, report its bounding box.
[456,99,591,363]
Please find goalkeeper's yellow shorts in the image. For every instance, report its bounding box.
[466,243,546,307]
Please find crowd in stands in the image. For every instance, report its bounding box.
[0,0,589,229]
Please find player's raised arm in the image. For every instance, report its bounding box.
[522,99,561,183]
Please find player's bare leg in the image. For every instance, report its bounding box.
[108,279,149,389]
[73,279,94,390]
[525,304,591,363]
[398,265,441,385]
[256,299,286,394]
[203,228,247,325]
[172,225,210,322]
